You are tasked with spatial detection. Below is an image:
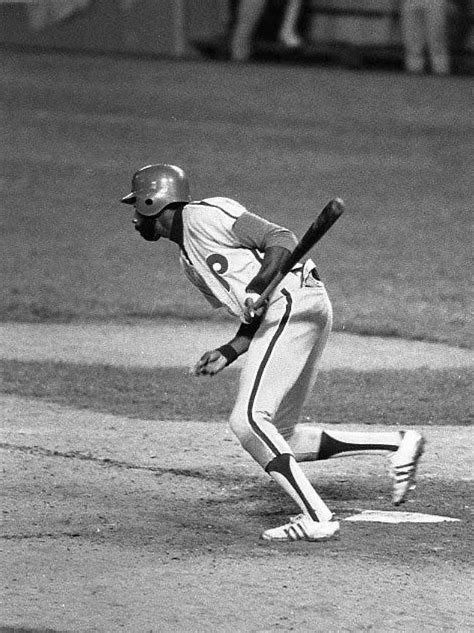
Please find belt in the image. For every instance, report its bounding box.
[291,264,322,282]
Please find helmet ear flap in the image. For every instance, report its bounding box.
[134,196,162,217]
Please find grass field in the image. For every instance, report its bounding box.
[2,48,472,347]
[1,360,472,426]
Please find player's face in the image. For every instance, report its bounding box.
[132,210,161,241]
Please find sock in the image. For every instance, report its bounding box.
[265,453,333,522]
[317,430,402,460]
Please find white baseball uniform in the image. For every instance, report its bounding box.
[171,197,406,522]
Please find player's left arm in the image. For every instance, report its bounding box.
[192,320,260,377]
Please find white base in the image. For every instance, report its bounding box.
[344,510,460,524]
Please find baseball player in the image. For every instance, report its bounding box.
[121,163,426,542]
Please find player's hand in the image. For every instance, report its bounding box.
[243,294,267,324]
[192,350,228,377]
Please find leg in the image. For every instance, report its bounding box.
[230,0,267,62]
[272,288,404,460]
[279,0,303,48]
[230,286,338,538]
[286,403,425,506]
[400,0,426,73]
[272,286,426,505]
[289,427,402,462]
[425,0,450,75]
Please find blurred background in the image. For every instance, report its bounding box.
[0,0,473,73]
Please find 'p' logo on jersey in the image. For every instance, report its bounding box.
[206,253,230,291]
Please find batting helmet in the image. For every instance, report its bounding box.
[121,164,191,217]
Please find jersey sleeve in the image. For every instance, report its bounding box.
[233,211,298,252]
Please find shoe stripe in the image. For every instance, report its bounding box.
[289,524,303,540]
[286,526,296,540]
[395,461,416,469]
[295,523,308,540]
[300,524,310,540]
[391,437,425,503]
[289,522,313,541]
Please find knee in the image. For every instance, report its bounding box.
[229,407,271,447]
[229,408,285,469]
[229,410,251,447]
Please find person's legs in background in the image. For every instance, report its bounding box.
[400,0,426,73]
[425,0,450,75]
[279,0,303,48]
[230,0,267,61]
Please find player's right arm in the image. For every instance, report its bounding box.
[234,211,297,321]
[193,208,296,376]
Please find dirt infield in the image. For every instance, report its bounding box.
[1,323,473,632]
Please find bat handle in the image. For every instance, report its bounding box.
[251,271,284,312]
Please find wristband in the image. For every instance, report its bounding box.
[217,344,239,365]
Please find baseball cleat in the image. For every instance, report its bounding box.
[261,514,340,542]
[389,430,426,505]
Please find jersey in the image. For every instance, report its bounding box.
[173,197,298,321]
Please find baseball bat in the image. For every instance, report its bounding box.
[252,198,345,311]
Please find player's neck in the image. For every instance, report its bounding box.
[167,203,185,245]
[155,207,176,239]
